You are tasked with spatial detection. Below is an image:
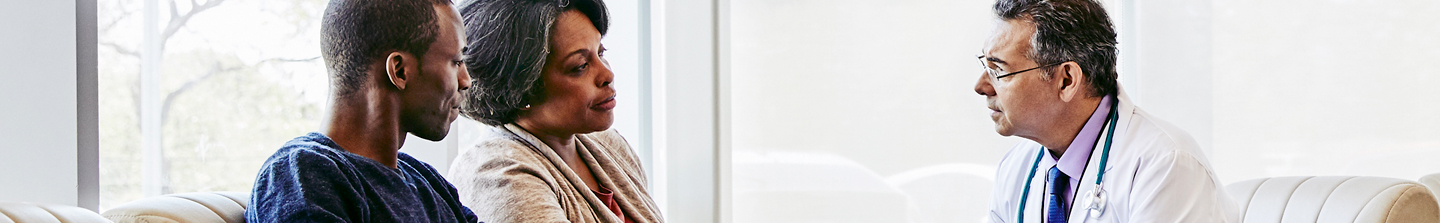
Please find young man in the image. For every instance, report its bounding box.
[246,0,477,222]
[973,0,1239,222]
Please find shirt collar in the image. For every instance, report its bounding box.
[1051,95,1113,178]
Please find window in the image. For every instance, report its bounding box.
[98,0,330,210]
[97,0,645,211]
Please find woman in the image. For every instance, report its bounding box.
[447,0,662,222]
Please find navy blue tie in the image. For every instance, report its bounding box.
[1047,166,1070,223]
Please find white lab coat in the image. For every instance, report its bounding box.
[987,88,1240,223]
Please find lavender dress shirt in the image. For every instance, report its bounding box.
[1039,95,1113,206]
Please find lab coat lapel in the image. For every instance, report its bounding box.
[1112,86,1137,145]
[1021,148,1048,223]
[1067,115,1113,223]
[1066,87,1132,223]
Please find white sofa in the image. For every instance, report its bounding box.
[101,192,248,223]
[1227,176,1439,223]
[1418,173,1440,204]
[0,202,110,223]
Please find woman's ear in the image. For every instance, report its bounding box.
[1056,61,1086,102]
[384,51,416,90]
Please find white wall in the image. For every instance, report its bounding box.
[0,0,82,206]
[654,0,721,221]
[1207,0,1440,183]
[1114,0,1214,154]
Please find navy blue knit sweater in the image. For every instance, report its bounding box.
[246,132,478,223]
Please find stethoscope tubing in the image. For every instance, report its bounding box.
[1016,99,1121,223]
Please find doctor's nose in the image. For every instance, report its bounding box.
[974,71,995,96]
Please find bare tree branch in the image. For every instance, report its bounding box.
[100,10,134,34]
[167,0,179,22]
[158,0,226,52]
[258,56,322,64]
[139,0,228,126]
[158,56,319,123]
[101,41,141,57]
[159,62,236,124]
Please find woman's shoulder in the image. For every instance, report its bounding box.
[578,129,646,176]
[450,126,553,175]
[580,129,632,152]
[464,125,542,156]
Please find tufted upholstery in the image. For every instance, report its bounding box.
[0,202,110,223]
[1227,176,1439,223]
[101,192,248,223]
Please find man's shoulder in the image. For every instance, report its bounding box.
[396,152,447,180]
[993,141,1045,182]
[262,134,354,170]
[1120,107,1221,175]
[276,133,345,156]
[249,134,365,223]
[251,133,366,198]
[997,141,1044,166]
[263,133,335,162]
[1123,107,1205,157]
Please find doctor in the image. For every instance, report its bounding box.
[973,0,1239,222]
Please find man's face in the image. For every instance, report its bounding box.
[401,4,470,141]
[973,19,1063,138]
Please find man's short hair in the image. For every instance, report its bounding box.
[995,0,1118,97]
[321,0,452,97]
[457,0,609,126]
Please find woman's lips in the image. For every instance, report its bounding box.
[592,96,617,111]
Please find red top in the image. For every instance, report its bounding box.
[592,186,635,223]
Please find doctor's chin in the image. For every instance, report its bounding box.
[5,0,1440,222]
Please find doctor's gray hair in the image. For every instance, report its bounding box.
[994,0,1118,97]
[457,0,609,125]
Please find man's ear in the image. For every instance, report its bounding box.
[384,51,416,90]
[1056,61,1085,103]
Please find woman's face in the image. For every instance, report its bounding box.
[517,9,615,135]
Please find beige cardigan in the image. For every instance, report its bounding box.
[447,124,663,223]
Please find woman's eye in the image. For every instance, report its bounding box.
[573,63,589,72]
[452,60,464,66]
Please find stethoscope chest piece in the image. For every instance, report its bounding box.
[1085,188,1107,219]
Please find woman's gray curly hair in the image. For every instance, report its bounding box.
[457,0,609,126]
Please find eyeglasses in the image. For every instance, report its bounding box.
[976,55,1067,82]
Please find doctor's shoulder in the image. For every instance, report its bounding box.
[994,142,1045,175]
[1117,109,1239,222]
[1120,108,1230,181]
[991,143,1043,184]
[1124,108,1205,156]
[986,142,1042,223]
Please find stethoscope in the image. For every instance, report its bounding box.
[1016,101,1119,223]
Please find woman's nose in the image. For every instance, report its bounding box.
[596,59,614,88]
